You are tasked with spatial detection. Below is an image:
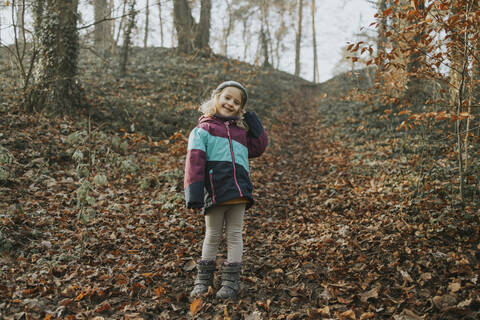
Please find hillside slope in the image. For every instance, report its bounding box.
[78,47,311,138]
[1,50,478,319]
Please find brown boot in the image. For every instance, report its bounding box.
[216,262,241,300]
[190,260,216,297]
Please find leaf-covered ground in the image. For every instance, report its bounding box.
[1,56,479,319]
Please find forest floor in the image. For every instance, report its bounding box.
[0,49,479,319]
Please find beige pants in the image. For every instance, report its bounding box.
[202,203,246,263]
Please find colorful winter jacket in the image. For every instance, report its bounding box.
[184,111,268,210]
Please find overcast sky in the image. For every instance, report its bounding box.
[0,0,377,82]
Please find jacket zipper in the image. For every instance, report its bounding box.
[209,169,216,204]
[225,122,244,197]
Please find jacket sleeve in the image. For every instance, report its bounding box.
[243,111,268,158]
[184,126,208,208]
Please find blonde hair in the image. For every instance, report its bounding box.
[199,88,248,130]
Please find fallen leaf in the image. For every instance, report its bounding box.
[448,282,461,293]
[339,309,356,320]
[74,290,89,302]
[183,260,196,271]
[419,272,432,281]
[457,298,472,308]
[224,305,231,320]
[399,269,413,283]
[359,312,375,320]
[95,303,111,313]
[154,286,166,296]
[433,294,457,311]
[393,308,423,320]
[359,287,379,302]
[244,311,262,320]
[338,296,353,304]
[190,298,204,315]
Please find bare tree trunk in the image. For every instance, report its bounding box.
[242,15,251,61]
[156,0,164,46]
[377,0,387,71]
[220,0,233,55]
[456,60,467,204]
[27,0,84,114]
[115,0,128,50]
[449,1,472,203]
[120,0,137,77]
[403,0,426,104]
[195,0,211,50]
[11,0,29,87]
[260,25,270,68]
[471,0,480,106]
[295,0,303,76]
[260,0,271,68]
[94,0,112,56]
[144,0,149,48]
[173,0,211,53]
[173,0,195,53]
[311,0,318,82]
[15,0,26,44]
[264,1,274,67]
[274,15,285,69]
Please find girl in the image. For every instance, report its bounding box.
[184,81,268,299]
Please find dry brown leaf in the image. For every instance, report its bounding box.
[339,309,356,320]
[419,272,432,281]
[317,306,330,316]
[224,305,230,320]
[432,294,457,311]
[359,287,379,302]
[190,298,204,315]
[338,296,353,304]
[448,282,461,293]
[393,308,423,320]
[244,311,262,320]
[183,260,196,271]
[154,286,166,297]
[74,290,90,302]
[95,303,112,313]
[359,312,375,320]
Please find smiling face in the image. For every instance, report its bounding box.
[215,87,244,117]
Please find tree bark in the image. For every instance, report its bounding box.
[15,0,26,44]
[173,0,196,53]
[120,0,137,77]
[195,0,211,50]
[311,0,318,82]
[260,25,270,68]
[115,0,128,50]
[295,0,303,76]
[220,0,233,55]
[377,0,387,71]
[144,0,149,48]
[173,0,211,54]
[94,0,112,55]
[156,0,164,47]
[242,15,251,61]
[404,0,426,103]
[26,0,84,114]
[260,0,271,68]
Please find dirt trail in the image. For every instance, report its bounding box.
[237,85,479,319]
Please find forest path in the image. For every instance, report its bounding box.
[237,86,376,317]
[235,85,479,319]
